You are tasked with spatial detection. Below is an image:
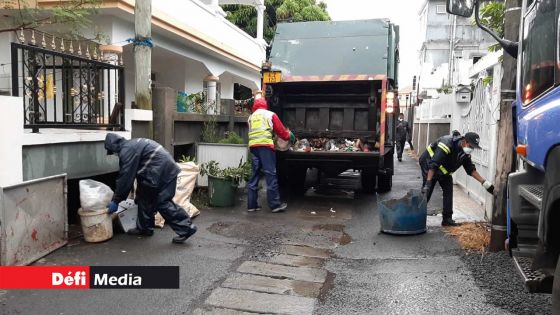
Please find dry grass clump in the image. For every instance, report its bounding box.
[444,222,490,253]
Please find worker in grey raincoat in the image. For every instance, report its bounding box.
[104,133,197,243]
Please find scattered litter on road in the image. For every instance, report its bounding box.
[329,208,336,213]
[121,250,127,253]
[310,211,317,215]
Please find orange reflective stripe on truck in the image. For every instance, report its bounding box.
[280,74,387,83]
[379,78,387,155]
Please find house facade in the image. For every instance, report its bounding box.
[0,0,266,250]
[0,0,265,184]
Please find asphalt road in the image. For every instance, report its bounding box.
[0,151,551,314]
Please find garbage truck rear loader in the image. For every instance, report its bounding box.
[262,19,400,194]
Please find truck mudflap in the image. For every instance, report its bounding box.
[377,168,394,176]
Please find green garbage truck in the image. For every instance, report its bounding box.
[262,19,400,194]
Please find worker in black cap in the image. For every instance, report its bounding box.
[419,131,495,226]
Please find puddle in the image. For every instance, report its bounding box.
[291,280,324,298]
[207,222,234,235]
[339,232,352,245]
[313,224,352,245]
[317,271,336,303]
[312,224,344,232]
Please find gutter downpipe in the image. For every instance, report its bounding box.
[448,15,457,86]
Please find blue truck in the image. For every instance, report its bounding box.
[447,0,560,310]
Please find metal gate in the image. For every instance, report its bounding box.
[452,62,501,215]
[458,71,495,167]
[11,41,124,132]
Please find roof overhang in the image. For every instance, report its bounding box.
[218,0,264,6]
[35,0,261,72]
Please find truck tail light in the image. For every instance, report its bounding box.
[386,92,395,113]
[516,145,527,157]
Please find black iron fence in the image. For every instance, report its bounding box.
[11,42,125,132]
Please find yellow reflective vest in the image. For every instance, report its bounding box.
[248,110,274,147]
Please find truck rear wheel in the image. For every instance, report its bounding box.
[377,152,394,193]
[377,174,392,193]
[552,256,560,314]
[361,169,376,193]
[289,167,308,195]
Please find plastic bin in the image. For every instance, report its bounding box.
[78,208,113,242]
[208,175,238,207]
[378,190,427,235]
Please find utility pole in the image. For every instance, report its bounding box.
[134,0,153,138]
[489,0,522,251]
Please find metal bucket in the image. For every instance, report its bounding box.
[378,190,427,235]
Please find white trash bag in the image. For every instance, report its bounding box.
[79,179,114,211]
[275,128,291,151]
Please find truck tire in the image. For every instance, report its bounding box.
[289,167,308,195]
[552,256,560,314]
[361,169,376,193]
[377,153,394,193]
[377,174,392,193]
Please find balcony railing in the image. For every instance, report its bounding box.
[11,40,125,132]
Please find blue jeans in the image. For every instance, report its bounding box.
[248,147,282,210]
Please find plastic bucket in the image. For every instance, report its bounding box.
[208,175,238,207]
[378,190,427,235]
[78,208,113,242]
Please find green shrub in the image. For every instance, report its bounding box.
[199,158,251,183]
[218,132,245,144]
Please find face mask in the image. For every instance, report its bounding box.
[398,118,404,122]
[463,146,473,155]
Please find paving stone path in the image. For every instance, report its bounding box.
[193,230,342,314]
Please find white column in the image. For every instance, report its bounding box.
[205,75,219,114]
[100,45,123,120]
[0,96,23,187]
[256,5,265,42]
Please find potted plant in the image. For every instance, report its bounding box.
[199,158,251,207]
[196,130,248,186]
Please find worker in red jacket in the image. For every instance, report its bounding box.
[247,97,295,213]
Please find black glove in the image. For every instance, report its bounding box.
[421,180,432,195]
[483,181,494,194]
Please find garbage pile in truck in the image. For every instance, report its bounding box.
[291,138,376,152]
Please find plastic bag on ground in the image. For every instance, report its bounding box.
[173,162,201,218]
[79,179,114,211]
[155,212,165,228]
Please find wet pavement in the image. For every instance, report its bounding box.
[0,150,551,314]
